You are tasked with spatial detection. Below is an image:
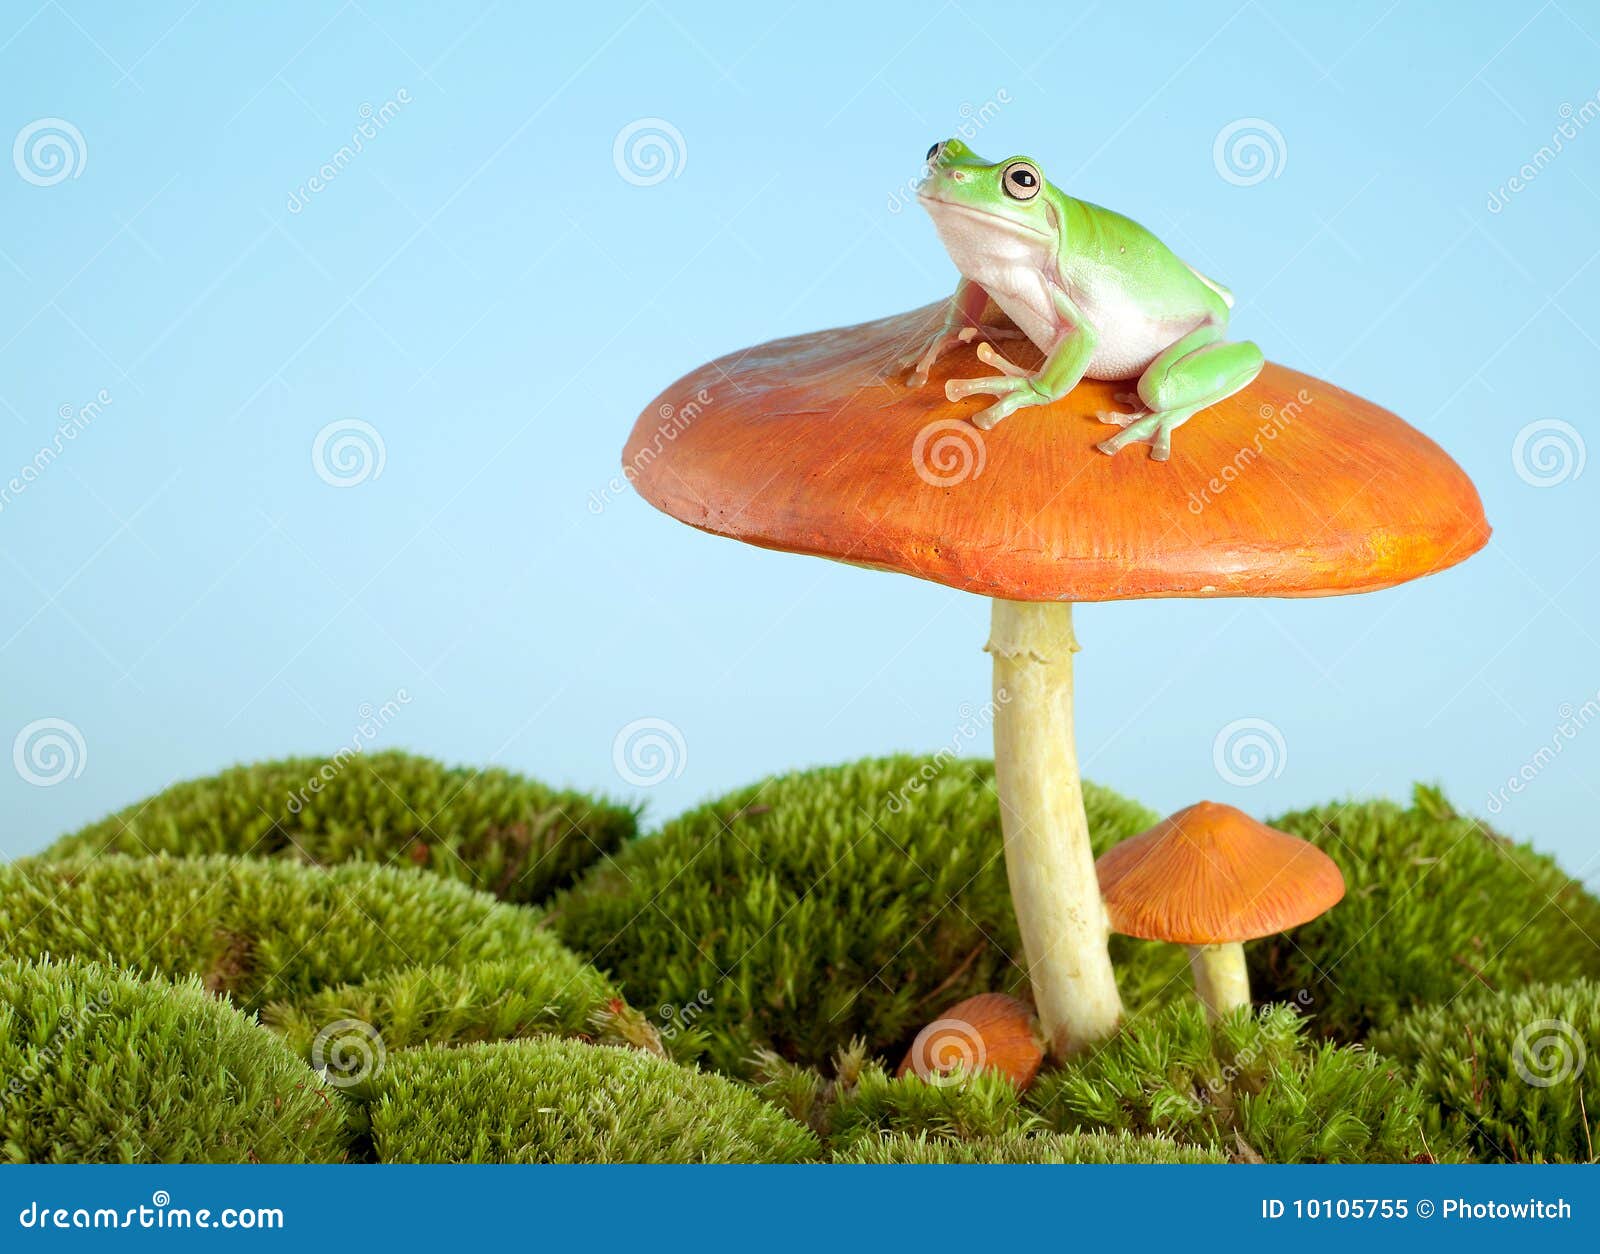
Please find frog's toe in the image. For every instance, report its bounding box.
[975,343,1031,378]
[1094,407,1149,428]
[1096,412,1161,455]
[956,324,1026,346]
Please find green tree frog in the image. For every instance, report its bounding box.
[904,138,1263,460]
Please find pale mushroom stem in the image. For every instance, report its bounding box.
[1187,943,1251,1020]
[986,598,1123,1057]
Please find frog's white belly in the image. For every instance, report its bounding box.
[925,199,1202,381]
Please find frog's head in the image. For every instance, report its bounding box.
[916,139,1054,241]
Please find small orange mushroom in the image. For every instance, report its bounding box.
[897,993,1045,1090]
[1095,801,1345,1020]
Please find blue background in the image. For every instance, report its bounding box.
[1,0,1595,884]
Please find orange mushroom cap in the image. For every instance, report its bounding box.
[1095,800,1345,945]
[896,992,1044,1090]
[623,302,1489,602]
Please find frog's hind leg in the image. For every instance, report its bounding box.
[1096,326,1264,461]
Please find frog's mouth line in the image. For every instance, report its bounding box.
[915,194,1053,241]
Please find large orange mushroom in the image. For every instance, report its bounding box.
[1096,801,1346,1019]
[622,300,1488,1059]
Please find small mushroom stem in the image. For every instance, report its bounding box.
[1187,943,1251,1020]
[986,598,1123,1057]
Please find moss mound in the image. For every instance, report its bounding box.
[0,958,348,1163]
[754,1041,1029,1148]
[1372,979,1600,1163]
[835,1130,1225,1164]
[263,954,616,1058]
[550,756,1177,1074]
[1252,786,1600,1039]
[0,855,558,1011]
[1029,1002,1444,1163]
[43,751,634,906]
[358,1038,818,1163]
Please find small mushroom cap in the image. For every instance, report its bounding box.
[896,992,1045,1090]
[1095,801,1345,944]
[624,302,1489,602]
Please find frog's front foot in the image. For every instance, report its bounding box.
[946,346,1051,430]
[902,325,1024,389]
[1095,408,1194,462]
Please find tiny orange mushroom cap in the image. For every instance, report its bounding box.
[896,993,1045,1091]
[624,302,1485,1058]
[1096,801,1345,1018]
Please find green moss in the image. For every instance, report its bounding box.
[834,1130,1225,1164]
[752,1041,1032,1148]
[1371,980,1600,1163]
[550,756,1179,1074]
[0,854,552,1011]
[358,1038,819,1163]
[0,958,348,1164]
[42,751,635,906]
[1029,1001,1444,1163]
[263,952,621,1061]
[1252,786,1600,1039]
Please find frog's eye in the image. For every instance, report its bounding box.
[1002,161,1041,201]
[925,141,944,164]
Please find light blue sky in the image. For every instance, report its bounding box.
[1,1,1596,885]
